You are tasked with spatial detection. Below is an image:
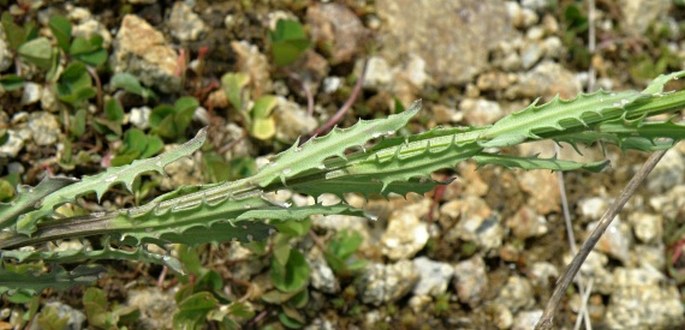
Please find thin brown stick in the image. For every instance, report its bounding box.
[306,59,368,141]
[535,149,668,329]
[554,143,591,329]
[86,66,103,112]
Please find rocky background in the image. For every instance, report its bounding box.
[1,0,685,329]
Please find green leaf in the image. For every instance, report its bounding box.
[0,176,77,229]
[251,117,276,140]
[18,37,54,70]
[174,292,218,330]
[70,35,107,66]
[327,230,362,260]
[173,96,199,135]
[48,15,72,52]
[94,99,125,137]
[2,12,37,51]
[252,100,421,187]
[272,238,292,266]
[110,73,155,100]
[153,219,273,246]
[105,98,124,123]
[221,72,249,111]
[478,90,643,148]
[150,97,198,139]
[271,219,311,237]
[36,305,70,330]
[473,153,609,172]
[0,265,103,297]
[75,48,107,67]
[70,109,87,138]
[278,310,304,329]
[177,246,204,278]
[325,230,365,275]
[0,74,24,91]
[111,129,164,166]
[249,95,278,140]
[270,249,309,293]
[16,128,207,235]
[270,19,310,67]
[0,179,15,203]
[83,287,119,329]
[252,95,278,118]
[57,62,95,106]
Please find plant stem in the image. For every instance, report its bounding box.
[535,149,668,329]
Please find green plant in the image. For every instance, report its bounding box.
[149,96,200,141]
[221,72,280,140]
[270,19,310,67]
[324,230,366,276]
[1,71,685,326]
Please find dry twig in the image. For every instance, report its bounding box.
[536,149,668,329]
[305,59,368,141]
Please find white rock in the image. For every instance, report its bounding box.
[40,87,59,112]
[528,262,559,288]
[30,302,85,330]
[460,98,504,126]
[356,260,419,306]
[578,196,608,220]
[381,199,430,260]
[232,41,272,96]
[112,15,181,93]
[21,82,42,105]
[491,303,514,329]
[408,295,432,313]
[28,112,60,146]
[127,288,177,329]
[169,2,208,42]
[620,0,671,34]
[647,148,684,193]
[412,257,454,296]
[495,276,535,313]
[401,54,429,89]
[363,56,392,90]
[542,36,563,58]
[129,106,151,129]
[520,9,539,28]
[0,130,28,158]
[522,0,552,10]
[526,26,545,40]
[606,266,683,328]
[307,249,340,294]
[322,76,342,94]
[69,6,112,49]
[0,24,12,71]
[453,256,488,306]
[273,97,317,142]
[512,310,543,330]
[628,212,662,244]
[506,206,548,239]
[588,217,632,263]
[520,42,544,70]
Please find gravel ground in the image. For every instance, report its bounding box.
[2,1,685,329]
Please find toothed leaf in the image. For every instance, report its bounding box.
[473,153,609,172]
[641,71,685,95]
[0,177,77,229]
[288,177,442,198]
[0,245,184,274]
[252,100,421,187]
[237,203,365,220]
[16,128,207,235]
[479,90,642,148]
[0,265,103,297]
